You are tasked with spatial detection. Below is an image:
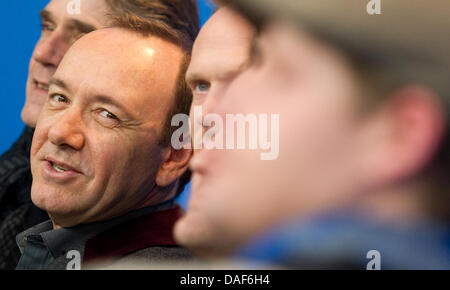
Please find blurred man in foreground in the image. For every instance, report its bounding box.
[176,0,450,269]
[16,14,194,269]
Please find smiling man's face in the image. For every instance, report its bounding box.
[30,28,185,228]
[23,0,111,127]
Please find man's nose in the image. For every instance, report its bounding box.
[32,30,70,67]
[48,109,85,150]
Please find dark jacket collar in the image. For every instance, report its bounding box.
[83,204,183,264]
[17,200,178,263]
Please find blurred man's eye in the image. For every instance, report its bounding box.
[196,82,211,93]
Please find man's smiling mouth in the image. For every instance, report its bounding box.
[45,157,82,175]
[50,161,71,173]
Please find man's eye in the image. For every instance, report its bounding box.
[196,82,210,93]
[99,110,118,120]
[96,109,121,128]
[40,22,55,32]
[50,94,68,104]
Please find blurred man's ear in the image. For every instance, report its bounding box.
[156,147,193,187]
[359,86,446,188]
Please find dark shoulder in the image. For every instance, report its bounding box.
[0,127,33,200]
[0,127,34,162]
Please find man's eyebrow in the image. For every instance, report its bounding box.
[49,77,68,90]
[185,71,199,86]
[186,66,244,87]
[186,70,208,87]
[39,9,54,22]
[67,19,97,34]
[40,9,97,34]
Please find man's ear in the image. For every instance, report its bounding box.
[156,147,193,187]
[360,85,446,188]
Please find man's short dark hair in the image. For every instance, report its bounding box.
[106,0,199,51]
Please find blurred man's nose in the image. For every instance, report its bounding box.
[33,30,70,68]
[47,108,85,150]
[202,87,222,118]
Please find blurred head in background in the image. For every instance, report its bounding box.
[174,5,256,256]
[184,6,255,147]
[22,0,199,127]
[23,0,111,127]
[177,0,450,258]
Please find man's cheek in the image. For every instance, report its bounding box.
[31,127,49,157]
[90,142,124,181]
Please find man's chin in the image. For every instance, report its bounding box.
[40,205,83,229]
[174,212,234,258]
[31,191,73,219]
[47,213,81,229]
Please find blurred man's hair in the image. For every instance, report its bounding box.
[224,0,450,219]
[105,0,199,196]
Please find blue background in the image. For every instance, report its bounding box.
[0,0,215,208]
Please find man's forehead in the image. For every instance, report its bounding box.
[190,8,254,78]
[55,46,148,93]
[188,36,252,83]
[66,28,166,69]
[196,9,254,50]
[206,7,254,36]
[53,28,182,113]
